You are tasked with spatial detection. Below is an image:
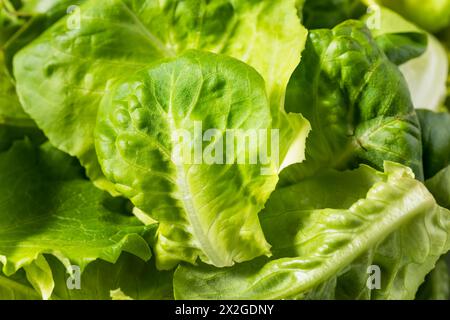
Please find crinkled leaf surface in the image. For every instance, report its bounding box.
[282,20,423,186]
[13,0,308,192]
[0,140,152,298]
[96,51,286,269]
[174,163,450,299]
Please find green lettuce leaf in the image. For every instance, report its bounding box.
[174,163,450,299]
[96,50,295,270]
[282,20,423,186]
[0,140,152,299]
[416,258,450,300]
[49,252,174,300]
[13,0,309,193]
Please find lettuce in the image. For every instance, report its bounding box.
[282,20,423,185]
[416,258,450,300]
[1,0,450,301]
[174,163,450,299]
[0,140,153,299]
[13,0,309,194]
[96,51,278,269]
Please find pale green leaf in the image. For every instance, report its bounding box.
[282,20,423,186]
[0,140,152,298]
[174,163,450,299]
[96,51,279,269]
[13,0,309,193]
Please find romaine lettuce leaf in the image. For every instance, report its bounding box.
[13,0,309,194]
[174,163,450,299]
[2,0,449,302]
[96,50,300,270]
[0,140,153,299]
[282,20,423,186]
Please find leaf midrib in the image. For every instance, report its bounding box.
[238,179,436,299]
[167,72,227,267]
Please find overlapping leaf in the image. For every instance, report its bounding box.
[0,140,152,298]
[96,51,290,269]
[14,0,309,192]
[174,164,450,299]
[282,21,423,186]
